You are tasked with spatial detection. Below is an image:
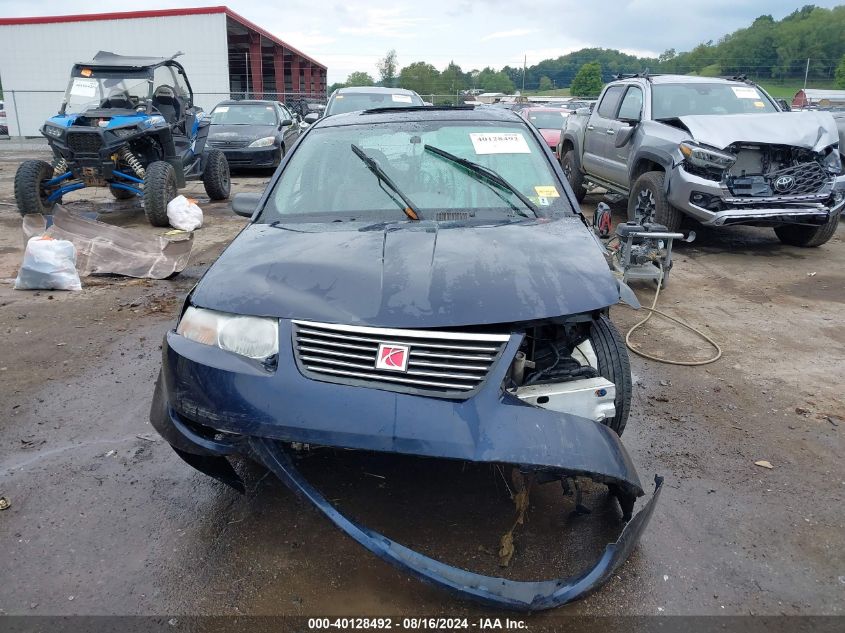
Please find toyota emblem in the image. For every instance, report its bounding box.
[773,175,795,193]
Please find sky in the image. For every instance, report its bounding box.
[2,0,842,84]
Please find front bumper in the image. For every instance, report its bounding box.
[211,145,279,168]
[149,320,659,609]
[667,164,845,226]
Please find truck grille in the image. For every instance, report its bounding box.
[292,320,510,398]
[728,161,831,197]
[66,132,103,155]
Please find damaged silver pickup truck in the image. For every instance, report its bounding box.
[560,74,845,246]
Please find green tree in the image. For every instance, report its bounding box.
[399,62,440,96]
[438,61,467,95]
[538,76,553,91]
[327,82,344,95]
[377,49,398,87]
[476,67,514,93]
[835,54,845,88]
[570,62,603,97]
[344,71,375,87]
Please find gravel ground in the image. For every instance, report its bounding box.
[0,139,843,623]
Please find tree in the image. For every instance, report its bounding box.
[345,71,375,87]
[327,82,345,95]
[399,62,440,96]
[538,76,553,91]
[836,54,845,89]
[438,61,467,95]
[476,67,514,93]
[570,62,603,97]
[377,49,398,87]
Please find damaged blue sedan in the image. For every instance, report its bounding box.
[150,106,661,610]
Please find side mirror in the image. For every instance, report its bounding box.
[304,112,319,124]
[776,99,791,112]
[231,192,262,218]
[281,118,293,127]
[575,107,591,116]
[614,125,637,148]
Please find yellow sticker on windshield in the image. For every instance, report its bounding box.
[534,185,560,198]
[80,68,92,77]
[753,100,765,108]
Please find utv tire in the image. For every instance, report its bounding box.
[109,185,136,200]
[203,149,230,200]
[774,214,840,247]
[590,314,632,436]
[561,151,587,203]
[144,161,178,227]
[628,171,683,231]
[14,160,56,215]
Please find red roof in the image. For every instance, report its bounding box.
[0,5,325,70]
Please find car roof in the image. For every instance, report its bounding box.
[75,50,183,70]
[647,75,748,86]
[335,86,419,96]
[215,100,280,106]
[312,106,524,128]
[522,107,567,112]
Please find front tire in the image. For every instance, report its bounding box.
[628,171,682,231]
[202,149,230,200]
[589,314,632,436]
[774,214,840,247]
[561,151,586,203]
[144,161,178,227]
[14,160,56,215]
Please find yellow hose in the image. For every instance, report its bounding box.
[623,263,722,366]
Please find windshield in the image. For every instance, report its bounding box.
[211,104,278,125]
[652,83,777,119]
[327,92,423,115]
[260,120,572,223]
[525,111,568,129]
[64,73,151,113]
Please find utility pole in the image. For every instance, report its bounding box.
[803,57,810,90]
[522,54,526,93]
[245,51,250,98]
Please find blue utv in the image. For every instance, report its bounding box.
[14,51,230,226]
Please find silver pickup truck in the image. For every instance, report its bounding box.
[559,74,845,246]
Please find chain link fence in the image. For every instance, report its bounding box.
[0,90,328,138]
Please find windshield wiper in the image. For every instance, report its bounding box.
[350,144,421,221]
[423,144,538,217]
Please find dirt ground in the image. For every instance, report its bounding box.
[1,139,843,621]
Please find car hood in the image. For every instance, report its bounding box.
[539,128,561,147]
[208,124,277,141]
[677,112,839,152]
[191,216,620,328]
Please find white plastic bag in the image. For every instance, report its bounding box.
[166,195,203,232]
[14,236,82,291]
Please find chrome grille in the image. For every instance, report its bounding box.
[292,320,510,397]
[768,162,830,195]
[208,139,250,149]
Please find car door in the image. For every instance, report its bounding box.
[582,85,625,181]
[604,85,644,187]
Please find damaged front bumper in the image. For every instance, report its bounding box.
[668,164,845,226]
[149,322,661,609]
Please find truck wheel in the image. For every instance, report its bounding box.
[144,161,178,227]
[202,149,230,200]
[628,171,682,231]
[14,160,57,215]
[589,314,632,436]
[774,214,839,247]
[561,151,586,202]
[109,185,136,200]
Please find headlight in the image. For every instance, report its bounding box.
[176,306,278,360]
[113,127,137,138]
[248,136,276,148]
[821,147,842,175]
[43,124,64,139]
[679,142,736,170]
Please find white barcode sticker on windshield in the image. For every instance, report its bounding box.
[215,106,229,113]
[70,78,98,97]
[731,86,761,99]
[469,132,531,155]
[392,94,413,103]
